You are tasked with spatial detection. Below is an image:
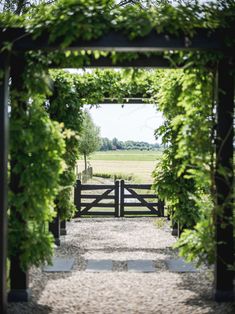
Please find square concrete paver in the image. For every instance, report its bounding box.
[43,257,74,272]
[86,260,113,272]
[165,258,198,272]
[127,260,155,272]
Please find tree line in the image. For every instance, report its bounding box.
[100,137,160,151]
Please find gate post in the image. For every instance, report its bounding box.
[0,52,10,313]
[158,200,164,217]
[120,180,125,217]
[49,213,60,246]
[74,180,81,217]
[214,58,234,301]
[8,55,31,302]
[114,180,119,217]
[60,220,67,236]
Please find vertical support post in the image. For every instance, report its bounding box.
[158,200,164,217]
[60,220,67,236]
[0,53,10,314]
[171,221,179,237]
[120,180,125,217]
[8,256,31,302]
[49,213,60,246]
[8,55,31,302]
[74,180,81,217]
[214,58,234,301]
[114,180,119,217]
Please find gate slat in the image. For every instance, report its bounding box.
[81,184,115,190]
[123,202,159,207]
[80,195,115,199]
[80,211,115,216]
[124,194,157,199]
[81,203,115,207]
[124,211,160,215]
[124,184,152,189]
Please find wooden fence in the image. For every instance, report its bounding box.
[77,166,93,183]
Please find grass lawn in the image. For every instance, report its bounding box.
[77,150,162,183]
[91,150,162,161]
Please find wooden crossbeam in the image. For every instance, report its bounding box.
[0,28,228,52]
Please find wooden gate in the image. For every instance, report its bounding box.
[74,179,164,217]
[74,180,119,217]
[120,180,164,217]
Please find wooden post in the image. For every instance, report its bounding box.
[171,221,179,237]
[8,256,31,302]
[114,180,119,217]
[120,180,124,217]
[214,58,234,301]
[49,213,60,246]
[74,180,81,217]
[0,53,10,314]
[158,200,164,217]
[60,220,67,236]
[8,56,31,302]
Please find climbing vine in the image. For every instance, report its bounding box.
[151,68,216,265]
[9,91,65,269]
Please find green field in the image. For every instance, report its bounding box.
[77,150,162,183]
[91,150,162,161]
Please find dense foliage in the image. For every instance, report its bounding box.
[152,69,215,265]
[9,88,65,269]
[47,71,84,220]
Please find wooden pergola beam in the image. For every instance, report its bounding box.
[0,28,230,52]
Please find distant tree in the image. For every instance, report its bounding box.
[99,137,161,151]
[78,110,101,171]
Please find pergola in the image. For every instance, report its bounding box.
[0,26,234,313]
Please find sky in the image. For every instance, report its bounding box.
[85,103,163,144]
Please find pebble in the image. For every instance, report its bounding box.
[8,218,235,314]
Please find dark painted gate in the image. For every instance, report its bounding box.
[74,180,119,217]
[120,180,164,217]
[74,179,164,217]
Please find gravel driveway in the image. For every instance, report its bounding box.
[8,217,235,314]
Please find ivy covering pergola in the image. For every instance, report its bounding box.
[0,1,234,312]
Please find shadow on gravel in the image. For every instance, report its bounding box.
[8,302,52,314]
[175,272,235,314]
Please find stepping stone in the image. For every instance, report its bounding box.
[165,258,198,273]
[127,260,155,272]
[43,257,74,272]
[86,260,113,272]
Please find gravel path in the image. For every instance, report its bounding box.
[8,218,235,314]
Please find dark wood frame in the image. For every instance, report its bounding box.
[0,25,234,313]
